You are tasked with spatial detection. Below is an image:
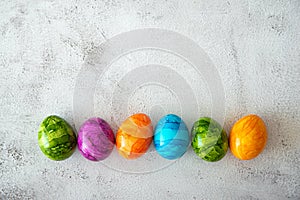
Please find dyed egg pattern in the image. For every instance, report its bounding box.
[230,114,267,160]
[116,113,153,159]
[154,114,189,160]
[192,117,228,162]
[38,115,77,161]
[78,117,115,161]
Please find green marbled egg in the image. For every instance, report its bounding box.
[38,115,77,161]
[191,117,228,162]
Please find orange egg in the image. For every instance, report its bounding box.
[229,114,268,160]
[116,113,153,159]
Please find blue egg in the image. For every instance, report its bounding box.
[154,114,190,160]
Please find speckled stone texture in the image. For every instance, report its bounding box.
[0,0,299,199]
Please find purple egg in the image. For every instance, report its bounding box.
[78,117,115,161]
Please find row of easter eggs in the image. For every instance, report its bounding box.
[38,113,268,162]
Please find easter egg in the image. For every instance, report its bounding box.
[154,114,189,160]
[192,117,228,162]
[78,117,115,161]
[230,114,267,160]
[38,115,77,161]
[116,113,153,159]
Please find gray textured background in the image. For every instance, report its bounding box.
[0,0,300,199]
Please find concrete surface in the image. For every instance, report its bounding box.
[0,0,300,199]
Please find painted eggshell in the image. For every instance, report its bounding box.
[154,114,189,160]
[230,114,267,160]
[38,115,77,161]
[78,117,115,161]
[192,117,228,162]
[116,113,153,159]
